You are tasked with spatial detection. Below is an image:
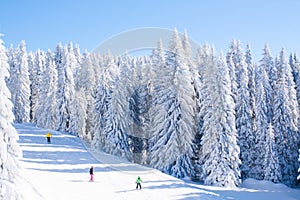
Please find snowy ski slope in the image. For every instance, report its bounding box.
[15,123,300,200]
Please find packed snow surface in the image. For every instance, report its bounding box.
[16,123,300,200]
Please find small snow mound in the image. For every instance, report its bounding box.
[241,178,289,190]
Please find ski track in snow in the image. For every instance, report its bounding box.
[15,123,300,200]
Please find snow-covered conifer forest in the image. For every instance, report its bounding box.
[1,28,300,198]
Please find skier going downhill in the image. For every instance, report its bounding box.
[89,166,94,182]
[46,132,52,143]
[136,176,142,189]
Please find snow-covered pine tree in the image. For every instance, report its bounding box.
[91,52,118,147]
[54,43,65,127]
[192,44,213,181]
[148,39,170,106]
[141,56,155,157]
[27,51,35,121]
[253,63,280,181]
[64,43,77,133]
[73,43,82,89]
[100,56,131,159]
[76,51,93,91]
[131,57,152,127]
[169,29,196,178]
[36,50,58,129]
[92,78,111,149]
[291,55,300,168]
[30,49,45,123]
[289,54,300,131]
[273,49,299,186]
[182,30,199,104]
[128,57,151,164]
[200,47,241,187]
[73,52,94,140]
[6,45,15,84]
[73,43,82,65]
[233,41,255,180]
[182,31,201,109]
[55,43,67,131]
[0,35,23,200]
[260,44,275,122]
[91,53,103,86]
[69,87,87,136]
[149,29,196,178]
[182,29,192,59]
[147,39,169,164]
[6,41,31,123]
[226,39,238,102]
[264,123,281,183]
[289,53,300,86]
[55,43,76,132]
[245,43,256,131]
[182,31,203,179]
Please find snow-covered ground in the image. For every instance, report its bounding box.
[15,123,300,200]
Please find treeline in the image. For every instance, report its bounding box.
[3,29,300,187]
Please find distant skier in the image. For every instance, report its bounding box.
[89,166,94,182]
[136,176,142,189]
[46,132,52,143]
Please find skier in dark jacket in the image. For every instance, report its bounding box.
[89,166,94,182]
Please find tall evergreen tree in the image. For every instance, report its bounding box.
[226,39,238,101]
[149,29,196,178]
[289,54,300,126]
[55,43,76,132]
[148,39,169,162]
[192,45,212,181]
[91,52,119,147]
[64,43,77,132]
[27,51,35,121]
[148,39,169,107]
[99,56,131,158]
[30,49,45,123]
[289,53,300,85]
[72,50,95,139]
[73,43,82,89]
[69,88,87,136]
[245,43,256,131]
[0,35,23,200]
[200,49,241,187]
[128,57,151,164]
[92,79,111,148]
[6,41,31,123]
[182,29,192,59]
[233,41,255,180]
[264,123,281,183]
[273,49,299,186]
[253,63,280,182]
[36,50,58,129]
[260,44,275,122]
[182,32,203,178]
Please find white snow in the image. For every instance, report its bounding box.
[15,123,300,200]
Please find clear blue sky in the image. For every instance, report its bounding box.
[1,0,300,61]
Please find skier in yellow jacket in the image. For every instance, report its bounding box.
[46,132,52,143]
